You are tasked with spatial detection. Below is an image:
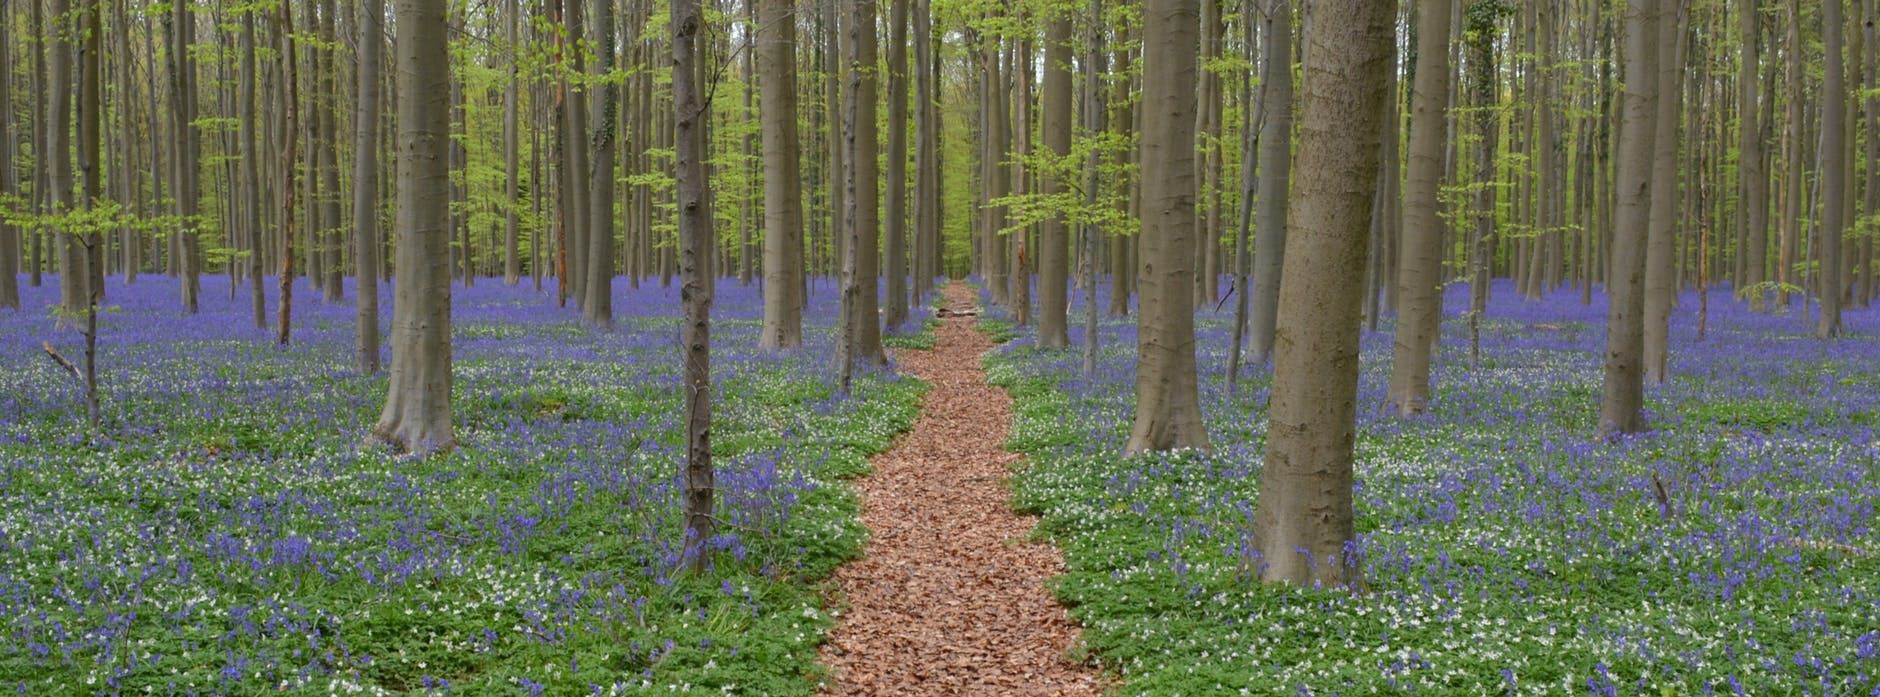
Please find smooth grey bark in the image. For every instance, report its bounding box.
[883,0,909,329]
[584,0,618,328]
[1251,0,1394,589]
[1126,0,1210,455]
[170,0,200,314]
[319,0,343,302]
[758,0,805,349]
[241,12,267,327]
[1082,0,1107,377]
[841,0,884,366]
[1248,0,1292,364]
[1227,0,1261,394]
[1642,0,1685,383]
[1819,0,1847,338]
[1386,0,1454,416]
[912,0,937,303]
[0,0,16,311]
[1037,7,1072,349]
[50,0,77,321]
[354,0,384,374]
[503,0,521,286]
[673,0,716,569]
[371,0,456,454]
[1599,0,1658,438]
[1740,0,1767,312]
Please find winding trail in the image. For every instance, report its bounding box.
[818,283,1105,696]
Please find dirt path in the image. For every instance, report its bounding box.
[818,283,1105,696]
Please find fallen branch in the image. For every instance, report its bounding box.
[41,342,80,381]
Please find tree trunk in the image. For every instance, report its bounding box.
[319,0,343,302]
[0,0,17,311]
[371,0,457,454]
[1247,0,1292,363]
[51,0,78,321]
[1251,0,1393,589]
[759,0,805,349]
[277,2,301,346]
[841,0,884,366]
[912,0,937,302]
[1642,1,1685,383]
[1598,0,1658,438]
[882,0,909,329]
[354,0,385,374]
[673,0,716,569]
[1387,0,1453,416]
[1741,0,1767,312]
[1819,0,1847,337]
[1126,0,1210,455]
[585,0,618,327]
[1037,8,1073,348]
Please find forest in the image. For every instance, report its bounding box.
[0,0,1877,693]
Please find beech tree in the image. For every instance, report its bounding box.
[370,0,456,454]
[1598,0,1659,438]
[1386,0,1455,416]
[1251,0,1395,589]
[673,0,716,569]
[1126,0,1209,455]
[354,0,385,374]
[758,0,804,349]
[1036,5,1072,349]
[1246,0,1292,364]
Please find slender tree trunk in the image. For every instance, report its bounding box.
[1227,0,1262,394]
[1387,0,1453,415]
[880,0,909,329]
[51,0,78,320]
[1819,0,1847,337]
[585,0,618,327]
[672,0,716,569]
[319,0,343,302]
[354,0,384,374]
[371,0,456,454]
[277,3,301,346]
[912,0,937,302]
[1599,0,1658,438]
[1248,0,1293,363]
[1251,0,1393,589]
[1037,7,1073,348]
[841,0,884,366]
[985,42,1010,306]
[1126,0,1210,455]
[1741,0,1767,312]
[1082,0,1107,377]
[1642,0,1685,383]
[0,0,17,311]
[1108,28,1135,317]
[759,0,805,349]
[1464,2,1499,364]
[1780,0,1801,309]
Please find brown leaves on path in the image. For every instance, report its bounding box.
[818,283,1106,697]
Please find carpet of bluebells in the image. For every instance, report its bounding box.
[0,275,928,695]
[983,279,1880,695]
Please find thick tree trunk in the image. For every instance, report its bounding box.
[1247,0,1292,364]
[984,44,1010,307]
[371,0,456,454]
[1642,1,1685,383]
[759,0,805,349]
[1599,0,1658,438]
[1126,0,1210,455]
[1251,0,1393,589]
[354,0,384,374]
[1037,9,1073,349]
[503,0,521,286]
[673,0,716,569]
[1819,0,1847,337]
[1387,0,1454,416]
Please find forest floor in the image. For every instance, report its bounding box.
[818,282,1106,696]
